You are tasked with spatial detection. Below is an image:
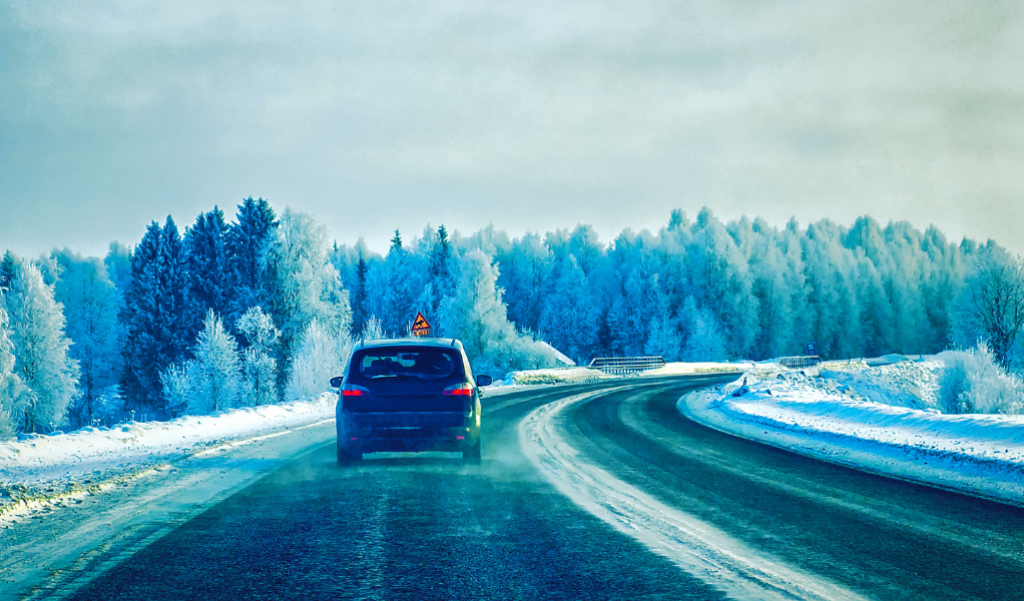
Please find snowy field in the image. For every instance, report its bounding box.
[682,359,1024,507]
[0,394,337,514]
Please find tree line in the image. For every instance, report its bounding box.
[1,201,1022,438]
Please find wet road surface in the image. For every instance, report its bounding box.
[19,376,1024,600]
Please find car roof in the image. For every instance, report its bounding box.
[354,338,464,352]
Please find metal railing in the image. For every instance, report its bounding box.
[588,356,667,375]
[778,356,821,369]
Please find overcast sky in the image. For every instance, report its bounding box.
[2,0,1023,258]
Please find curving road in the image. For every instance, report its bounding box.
[15,376,1024,600]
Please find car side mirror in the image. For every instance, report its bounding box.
[476,375,492,387]
[329,376,344,389]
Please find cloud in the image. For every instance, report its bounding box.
[1,0,1023,256]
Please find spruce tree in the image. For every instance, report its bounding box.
[352,252,368,337]
[185,207,230,321]
[226,197,277,325]
[121,217,194,417]
[0,251,15,292]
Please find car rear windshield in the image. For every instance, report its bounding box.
[351,347,463,381]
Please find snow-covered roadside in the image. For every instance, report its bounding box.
[644,361,752,377]
[501,366,616,386]
[681,375,1024,507]
[0,394,336,513]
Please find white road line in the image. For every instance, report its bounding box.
[518,387,869,601]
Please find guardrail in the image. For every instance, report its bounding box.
[777,356,821,369]
[588,356,667,375]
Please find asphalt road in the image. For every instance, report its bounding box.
[21,376,1024,600]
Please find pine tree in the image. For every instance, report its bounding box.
[390,229,404,255]
[185,207,231,321]
[352,252,368,336]
[121,217,194,417]
[1,257,79,433]
[226,197,277,325]
[0,251,16,292]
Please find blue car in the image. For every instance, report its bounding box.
[332,338,491,465]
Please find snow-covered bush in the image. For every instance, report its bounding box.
[937,343,1024,415]
[237,306,280,406]
[161,311,243,415]
[286,319,352,401]
[358,315,385,341]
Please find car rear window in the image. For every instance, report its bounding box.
[352,347,462,381]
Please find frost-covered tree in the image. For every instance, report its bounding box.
[161,311,242,415]
[951,246,1024,369]
[442,250,556,376]
[237,306,280,406]
[263,209,352,355]
[51,250,121,428]
[681,296,728,361]
[497,232,551,334]
[538,255,598,364]
[0,307,25,439]
[685,209,758,359]
[190,311,242,412]
[286,319,351,401]
[365,230,424,336]
[1,258,79,432]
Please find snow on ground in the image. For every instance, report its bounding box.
[644,361,752,377]
[682,364,1024,507]
[500,367,615,386]
[0,394,336,494]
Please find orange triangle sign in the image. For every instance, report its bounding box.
[411,312,432,336]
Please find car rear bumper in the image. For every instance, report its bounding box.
[338,411,479,453]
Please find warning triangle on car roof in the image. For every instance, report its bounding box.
[411,312,431,336]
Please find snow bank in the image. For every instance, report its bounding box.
[819,359,941,410]
[0,394,336,488]
[501,367,615,386]
[644,361,752,377]
[682,373,1024,506]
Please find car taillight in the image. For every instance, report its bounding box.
[342,384,370,397]
[443,383,473,396]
